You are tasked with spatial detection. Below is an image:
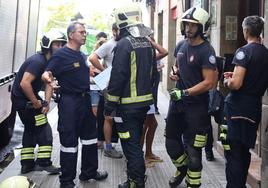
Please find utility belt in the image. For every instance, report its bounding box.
[54,89,90,103]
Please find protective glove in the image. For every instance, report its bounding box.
[169,88,183,101]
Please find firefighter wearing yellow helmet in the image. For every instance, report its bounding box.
[0,176,36,188]
[113,2,152,38]
[166,7,217,188]
[105,2,156,188]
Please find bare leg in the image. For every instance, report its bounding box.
[104,117,113,145]
[144,114,158,158]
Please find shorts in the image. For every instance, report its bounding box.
[147,104,155,114]
[90,90,100,107]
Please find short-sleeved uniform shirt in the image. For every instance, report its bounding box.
[225,43,268,148]
[12,52,47,108]
[95,38,117,68]
[46,46,90,94]
[174,39,217,104]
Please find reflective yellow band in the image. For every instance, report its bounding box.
[38,146,52,152]
[130,51,137,97]
[220,124,228,131]
[223,144,231,150]
[121,94,153,104]
[175,170,181,177]
[37,153,51,159]
[172,153,187,167]
[194,140,206,147]
[35,114,46,121]
[195,134,206,142]
[35,119,47,126]
[187,170,201,178]
[107,94,120,102]
[118,132,130,139]
[21,154,35,160]
[21,147,35,154]
[220,133,227,140]
[186,176,201,185]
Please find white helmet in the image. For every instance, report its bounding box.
[40,29,67,49]
[0,176,36,188]
[180,7,210,35]
[113,3,143,29]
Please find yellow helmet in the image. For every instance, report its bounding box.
[0,176,36,188]
[113,3,143,29]
[180,7,210,35]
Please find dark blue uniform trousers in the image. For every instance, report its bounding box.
[58,93,98,185]
[165,101,209,187]
[18,108,53,167]
[116,108,148,182]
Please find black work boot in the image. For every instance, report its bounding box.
[34,164,61,174]
[21,164,35,174]
[118,178,145,188]
[79,171,108,181]
[169,167,187,188]
[205,149,215,161]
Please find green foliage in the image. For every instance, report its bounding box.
[44,2,76,32]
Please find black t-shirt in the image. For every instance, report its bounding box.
[174,39,216,103]
[46,46,90,94]
[230,43,268,97]
[12,52,47,101]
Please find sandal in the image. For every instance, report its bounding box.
[145,159,155,168]
[145,154,163,163]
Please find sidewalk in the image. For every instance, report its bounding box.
[0,89,248,188]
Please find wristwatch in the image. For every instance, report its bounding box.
[42,100,49,107]
[182,89,190,97]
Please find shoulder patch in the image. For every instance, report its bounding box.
[209,55,216,64]
[236,51,245,60]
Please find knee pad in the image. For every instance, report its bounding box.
[165,138,184,159]
[187,146,202,171]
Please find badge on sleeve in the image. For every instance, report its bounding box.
[209,55,216,64]
[236,51,245,60]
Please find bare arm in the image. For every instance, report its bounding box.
[224,65,246,90]
[187,68,217,96]
[88,53,105,71]
[20,72,42,109]
[147,37,168,60]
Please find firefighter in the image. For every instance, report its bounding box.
[165,7,217,188]
[104,3,156,188]
[11,30,67,175]
[42,22,108,188]
[223,16,268,188]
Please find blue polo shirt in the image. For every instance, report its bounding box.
[46,46,90,94]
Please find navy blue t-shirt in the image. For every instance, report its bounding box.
[174,39,216,104]
[230,43,268,97]
[46,46,90,94]
[12,52,47,101]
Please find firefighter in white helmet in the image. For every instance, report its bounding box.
[104,3,156,188]
[11,30,66,175]
[166,7,217,188]
[0,176,36,188]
